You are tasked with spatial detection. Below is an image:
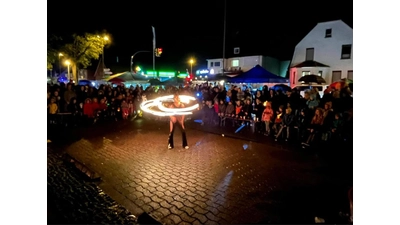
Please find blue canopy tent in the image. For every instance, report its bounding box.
[227,65,289,83]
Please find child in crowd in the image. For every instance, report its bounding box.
[225,101,235,117]
[262,102,274,136]
[48,97,58,124]
[128,100,135,117]
[121,99,129,119]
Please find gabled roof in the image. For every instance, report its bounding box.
[294,20,353,49]
[291,60,329,68]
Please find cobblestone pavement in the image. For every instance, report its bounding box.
[47,148,137,224]
[49,117,353,224]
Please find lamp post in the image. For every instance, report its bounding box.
[98,35,109,78]
[189,59,194,76]
[152,26,156,74]
[58,53,63,76]
[103,36,109,70]
[130,50,151,74]
[222,0,227,75]
[65,60,71,80]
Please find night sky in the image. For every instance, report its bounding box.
[48,0,353,73]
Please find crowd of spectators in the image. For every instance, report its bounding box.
[47,82,193,125]
[196,83,353,148]
[47,81,353,148]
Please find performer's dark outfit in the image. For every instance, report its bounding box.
[168,96,189,149]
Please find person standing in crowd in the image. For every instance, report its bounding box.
[48,97,58,124]
[64,84,76,112]
[262,102,274,136]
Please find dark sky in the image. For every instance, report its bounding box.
[48,0,353,73]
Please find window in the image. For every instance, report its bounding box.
[215,62,221,67]
[325,28,332,38]
[306,48,314,61]
[302,71,310,76]
[232,59,239,67]
[341,44,352,59]
[318,71,323,76]
[332,71,342,82]
[210,62,214,67]
[234,47,240,54]
[347,70,353,80]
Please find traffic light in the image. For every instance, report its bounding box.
[155,48,163,57]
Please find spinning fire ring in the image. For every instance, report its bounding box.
[140,95,199,116]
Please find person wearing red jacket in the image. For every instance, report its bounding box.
[83,98,93,118]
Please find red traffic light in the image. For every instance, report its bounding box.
[155,48,163,57]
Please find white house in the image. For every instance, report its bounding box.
[206,55,289,77]
[289,20,353,87]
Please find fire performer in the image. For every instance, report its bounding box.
[168,93,189,149]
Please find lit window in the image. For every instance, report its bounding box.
[232,60,239,67]
[302,71,310,76]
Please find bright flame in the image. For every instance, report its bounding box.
[140,95,199,116]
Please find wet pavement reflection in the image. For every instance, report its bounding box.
[47,149,137,224]
[48,118,353,224]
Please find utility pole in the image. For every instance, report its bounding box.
[222,0,227,75]
[152,26,156,79]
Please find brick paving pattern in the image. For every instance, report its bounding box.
[60,119,351,224]
[47,148,138,224]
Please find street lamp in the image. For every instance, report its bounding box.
[189,59,194,76]
[130,50,151,77]
[58,53,63,76]
[99,35,109,77]
[65,60,71,80]
[102,36,109,66]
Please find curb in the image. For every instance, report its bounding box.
[62,154,101,181]
[61,153,163,225]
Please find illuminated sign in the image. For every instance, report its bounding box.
[144,71,188,78]
[196,69,209,75]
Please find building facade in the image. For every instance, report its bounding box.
[206,55,289,77]
[289,20,353,87]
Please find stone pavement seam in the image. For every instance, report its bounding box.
[62,119,353,224]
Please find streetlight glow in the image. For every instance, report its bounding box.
[58,53,64,76]
[100,35,110,78]
[65,60,71,80]
[189,58,195,76]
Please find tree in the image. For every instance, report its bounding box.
[60,33,109,82]
[47,45,57,70]
[47,35,63,70]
